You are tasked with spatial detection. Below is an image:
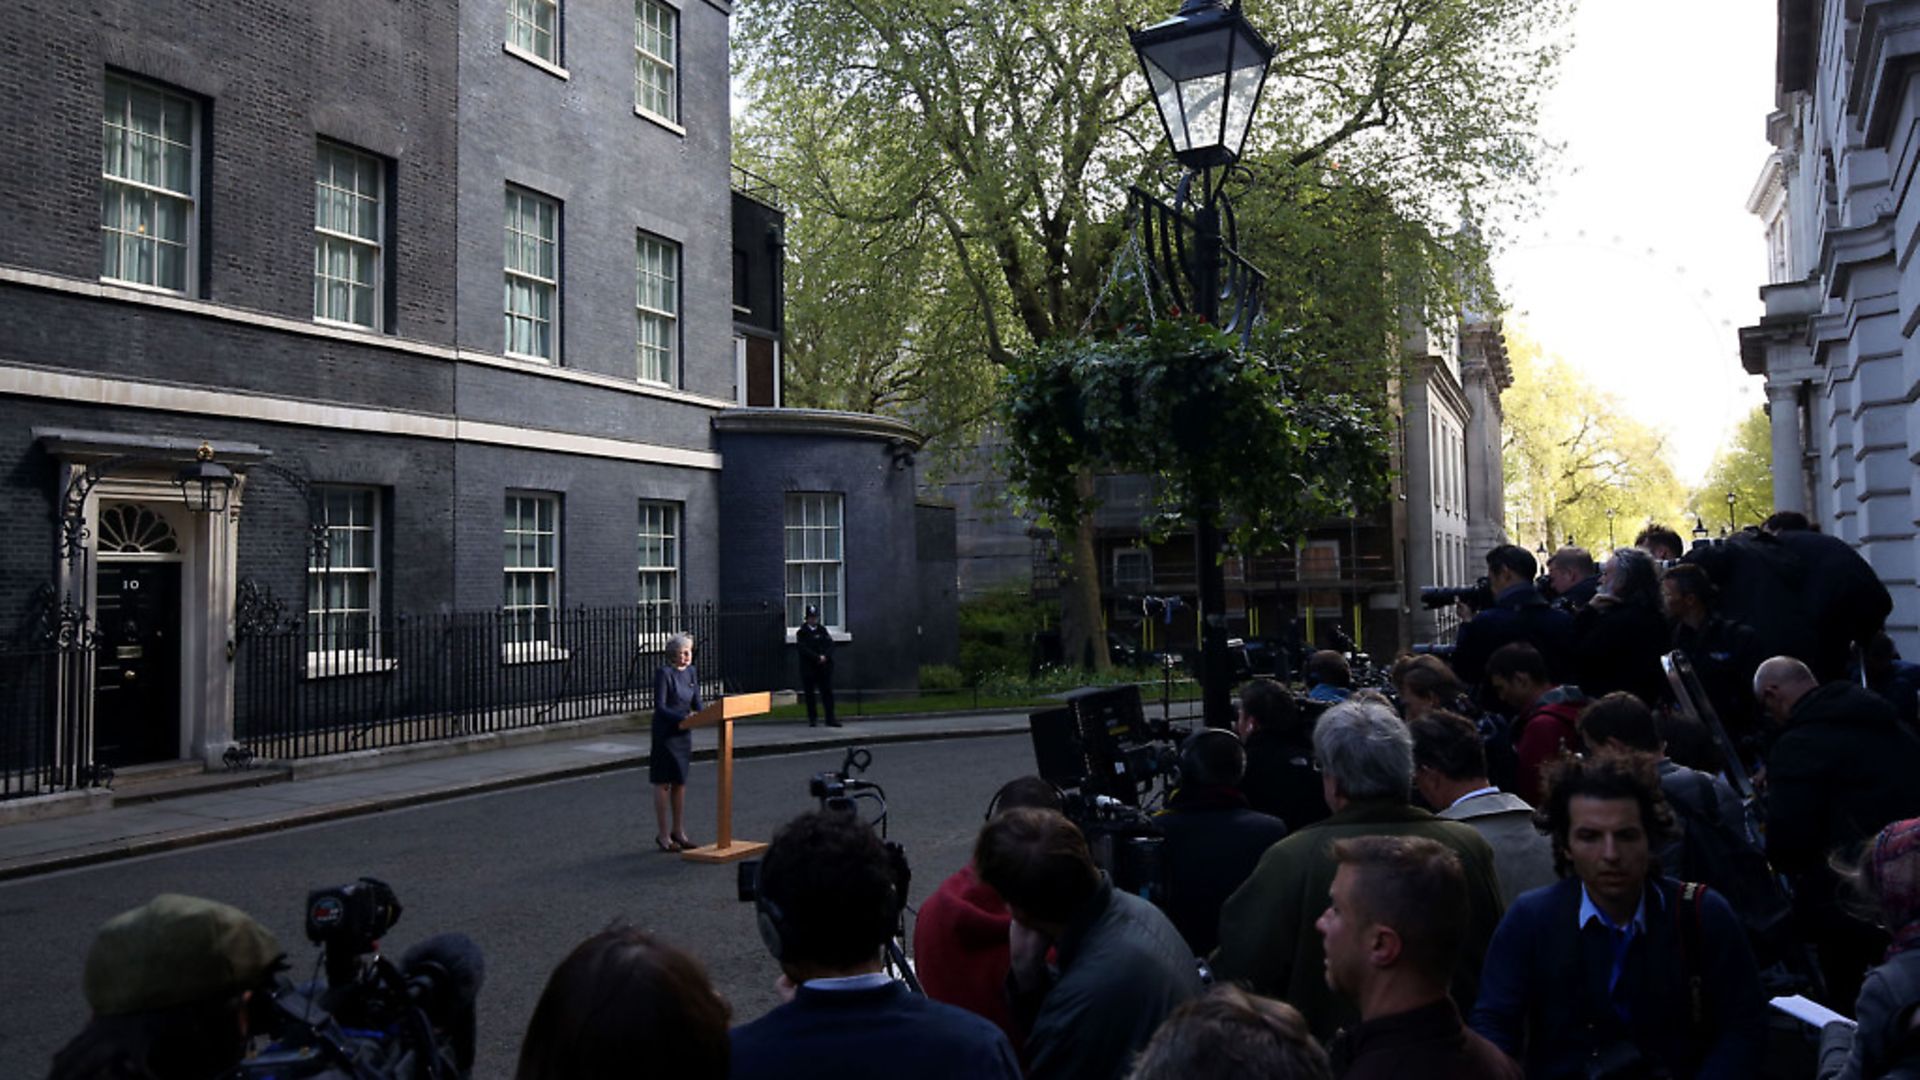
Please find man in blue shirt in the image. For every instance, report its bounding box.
[1469,752,1765,1078]
[732,811,1019,1080]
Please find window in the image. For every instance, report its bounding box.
[636,232,678,383]
[504,494,559,644]
[508,0,559,64]
[505,187,558,361]
[1299,540,1341,616]
[1112,548,1152,592]
[314,143,383,329]
[785,493,844,630]
[102,73,196,293]
[637,500,680,629]
[634,0,678,123]
[309,488,379,654]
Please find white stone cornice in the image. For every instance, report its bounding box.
[0,362,724,470]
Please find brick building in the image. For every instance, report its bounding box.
[0,0,948,790]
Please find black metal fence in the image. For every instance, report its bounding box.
[0,642,68,800]
[234,603,785,761]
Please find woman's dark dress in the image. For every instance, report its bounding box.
[650,663,701,784]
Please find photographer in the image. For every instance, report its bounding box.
[49,894,285,1080]
[1447,545,1575,693]
[1570,547,1670,707]
[1545,546,1601,613]
[1237,678,1327,831]
[733,810,1019,1080]
[975,808,1200,1080]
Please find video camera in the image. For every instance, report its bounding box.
[230,877,481,1080]
[735,747,921,994]
[1417,576,1495,612]
[1027,685,1187,903]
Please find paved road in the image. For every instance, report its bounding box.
[0,733,1039,1078]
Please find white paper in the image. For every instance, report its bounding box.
[1770,994,1857,1029]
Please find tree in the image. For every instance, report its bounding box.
[1687,406,1773,533]
[1502,329,1687,552]
[735,0,1570,666]
[1001,318,1391,554]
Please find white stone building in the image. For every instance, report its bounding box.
[1739,0,1920,651]
[1402,310,1513,643]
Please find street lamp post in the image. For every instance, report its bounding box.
[1130,0,1276,729]
[1606,508,1616,550]
[1725,490,1737,534]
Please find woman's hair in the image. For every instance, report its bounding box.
[1603,547,1661,608]
[515,926,730,1080]
[1834,817,1920,957]
[1394,654,1464,706]
[665,632,694,655]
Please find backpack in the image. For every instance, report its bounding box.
[1473,709,1521,795]
[1667,770,1797,965]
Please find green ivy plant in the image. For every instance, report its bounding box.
[1001,316,1389,556]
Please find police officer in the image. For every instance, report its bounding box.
[797,604,840,727]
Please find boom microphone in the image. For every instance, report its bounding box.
[401,933,485,1073]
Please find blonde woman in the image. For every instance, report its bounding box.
[651,634,701,852]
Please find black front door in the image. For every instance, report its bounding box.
[93,562,182,766]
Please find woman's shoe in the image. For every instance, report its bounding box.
[672,834,697,851]
[655,837,677,853]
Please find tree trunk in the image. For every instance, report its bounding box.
[1057,471,1112,674]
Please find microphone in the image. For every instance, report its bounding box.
[401,933,485,1071]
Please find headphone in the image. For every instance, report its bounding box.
[981,777,1069,823]
[754,839,910,965]
[1178,727,1245,788]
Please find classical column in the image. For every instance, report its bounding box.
[1766,381,1806,516]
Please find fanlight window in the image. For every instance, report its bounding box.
[98,503,180,554]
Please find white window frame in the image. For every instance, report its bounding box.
[507,0,560,66]
[101,73,198,295]
[634,0,679,125]
[307,487,394,675]
[637,500,681,643]
[504,492,562,656]
[505,186,559,363]
[1112,547,1152,592]
[635,232,679,385]
[734,335,748,405]
[313,142,384,331]
[784,493,845,632]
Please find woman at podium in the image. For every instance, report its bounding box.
[652,633,702,852]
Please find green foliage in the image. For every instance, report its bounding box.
[1687,406,1774,531]
[956,586,1053,682]
[917,663,966,691]
[1502,329,1687,550]
[733,0,1571,447]
[1000,317,1390,552]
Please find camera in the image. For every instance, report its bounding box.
[736,748,921,994]
[1418,577,1496,612]
[1026,684,1184,904]
[231,878,481,1079]
[307,877,402,965]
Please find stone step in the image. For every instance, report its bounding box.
[110,761,290,806]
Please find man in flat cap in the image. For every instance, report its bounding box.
[49,893,284,1080]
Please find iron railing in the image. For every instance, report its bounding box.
[234,603,785,761]
[0,642,67,799]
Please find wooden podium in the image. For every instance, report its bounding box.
[678,691,771,862]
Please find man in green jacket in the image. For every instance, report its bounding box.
[1211,698,1507,1041]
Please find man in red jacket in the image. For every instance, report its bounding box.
[1486,642,1587,804]
[912,776,1062,1059]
